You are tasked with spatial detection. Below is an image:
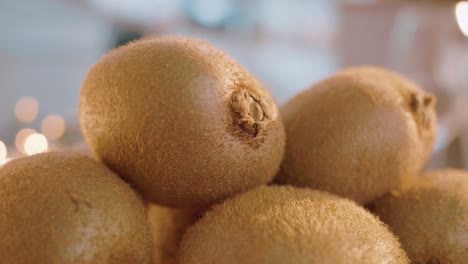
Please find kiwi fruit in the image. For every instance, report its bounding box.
[178,185,409,264]
[79,35,285,208]
[371,169,468,263]
[0,152,151,264]
[147,204,201,264]
[276,66,436,203]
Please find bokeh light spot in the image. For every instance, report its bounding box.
[456,1,468,37]
[41,114,66,140]
[15,128,36,154]
[15,97,39,123]
[0,141,6,165]
[24,133,48,156]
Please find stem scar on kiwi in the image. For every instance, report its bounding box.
[229,88,274,149]
[276,66,437,204]
[79,35,285,207]
[409,92,435,131]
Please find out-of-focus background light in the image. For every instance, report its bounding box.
[87,0,182,26]
[0,0,467,168]
[24,133,48,156]
[15,97,39,123]
[41,114,66,140]
[0,141,7,165]
[15,129,37,154]
[456,1,468,37]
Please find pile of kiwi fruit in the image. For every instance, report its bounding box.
[1,35,466,264]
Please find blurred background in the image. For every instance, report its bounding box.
[0,0,467,168]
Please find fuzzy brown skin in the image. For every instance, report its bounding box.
[371,169,468,264]
[0,152,151,264]
[79,36,285,208]
[276,66,436,204]
[147,204,201,264]
[178,185,409,264]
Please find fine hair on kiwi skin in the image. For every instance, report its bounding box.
[276,66,437,204]
[370,169,468,264]
[79,35,285,208]
[0,152,151,264]
[178,185,409,264]
[146,204,202,264]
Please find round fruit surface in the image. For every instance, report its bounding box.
[371,169,468,264]
[276,66,436,203]
[179,185,409,264]
[0,152,151,264]
[79,36,285,207]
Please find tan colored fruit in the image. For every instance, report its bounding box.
[147,204,200,264]
[178,185,409,264]
[371,169,468,264]
[0,152,151,264]
[276,66,436,203]
[79,36,285,208]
